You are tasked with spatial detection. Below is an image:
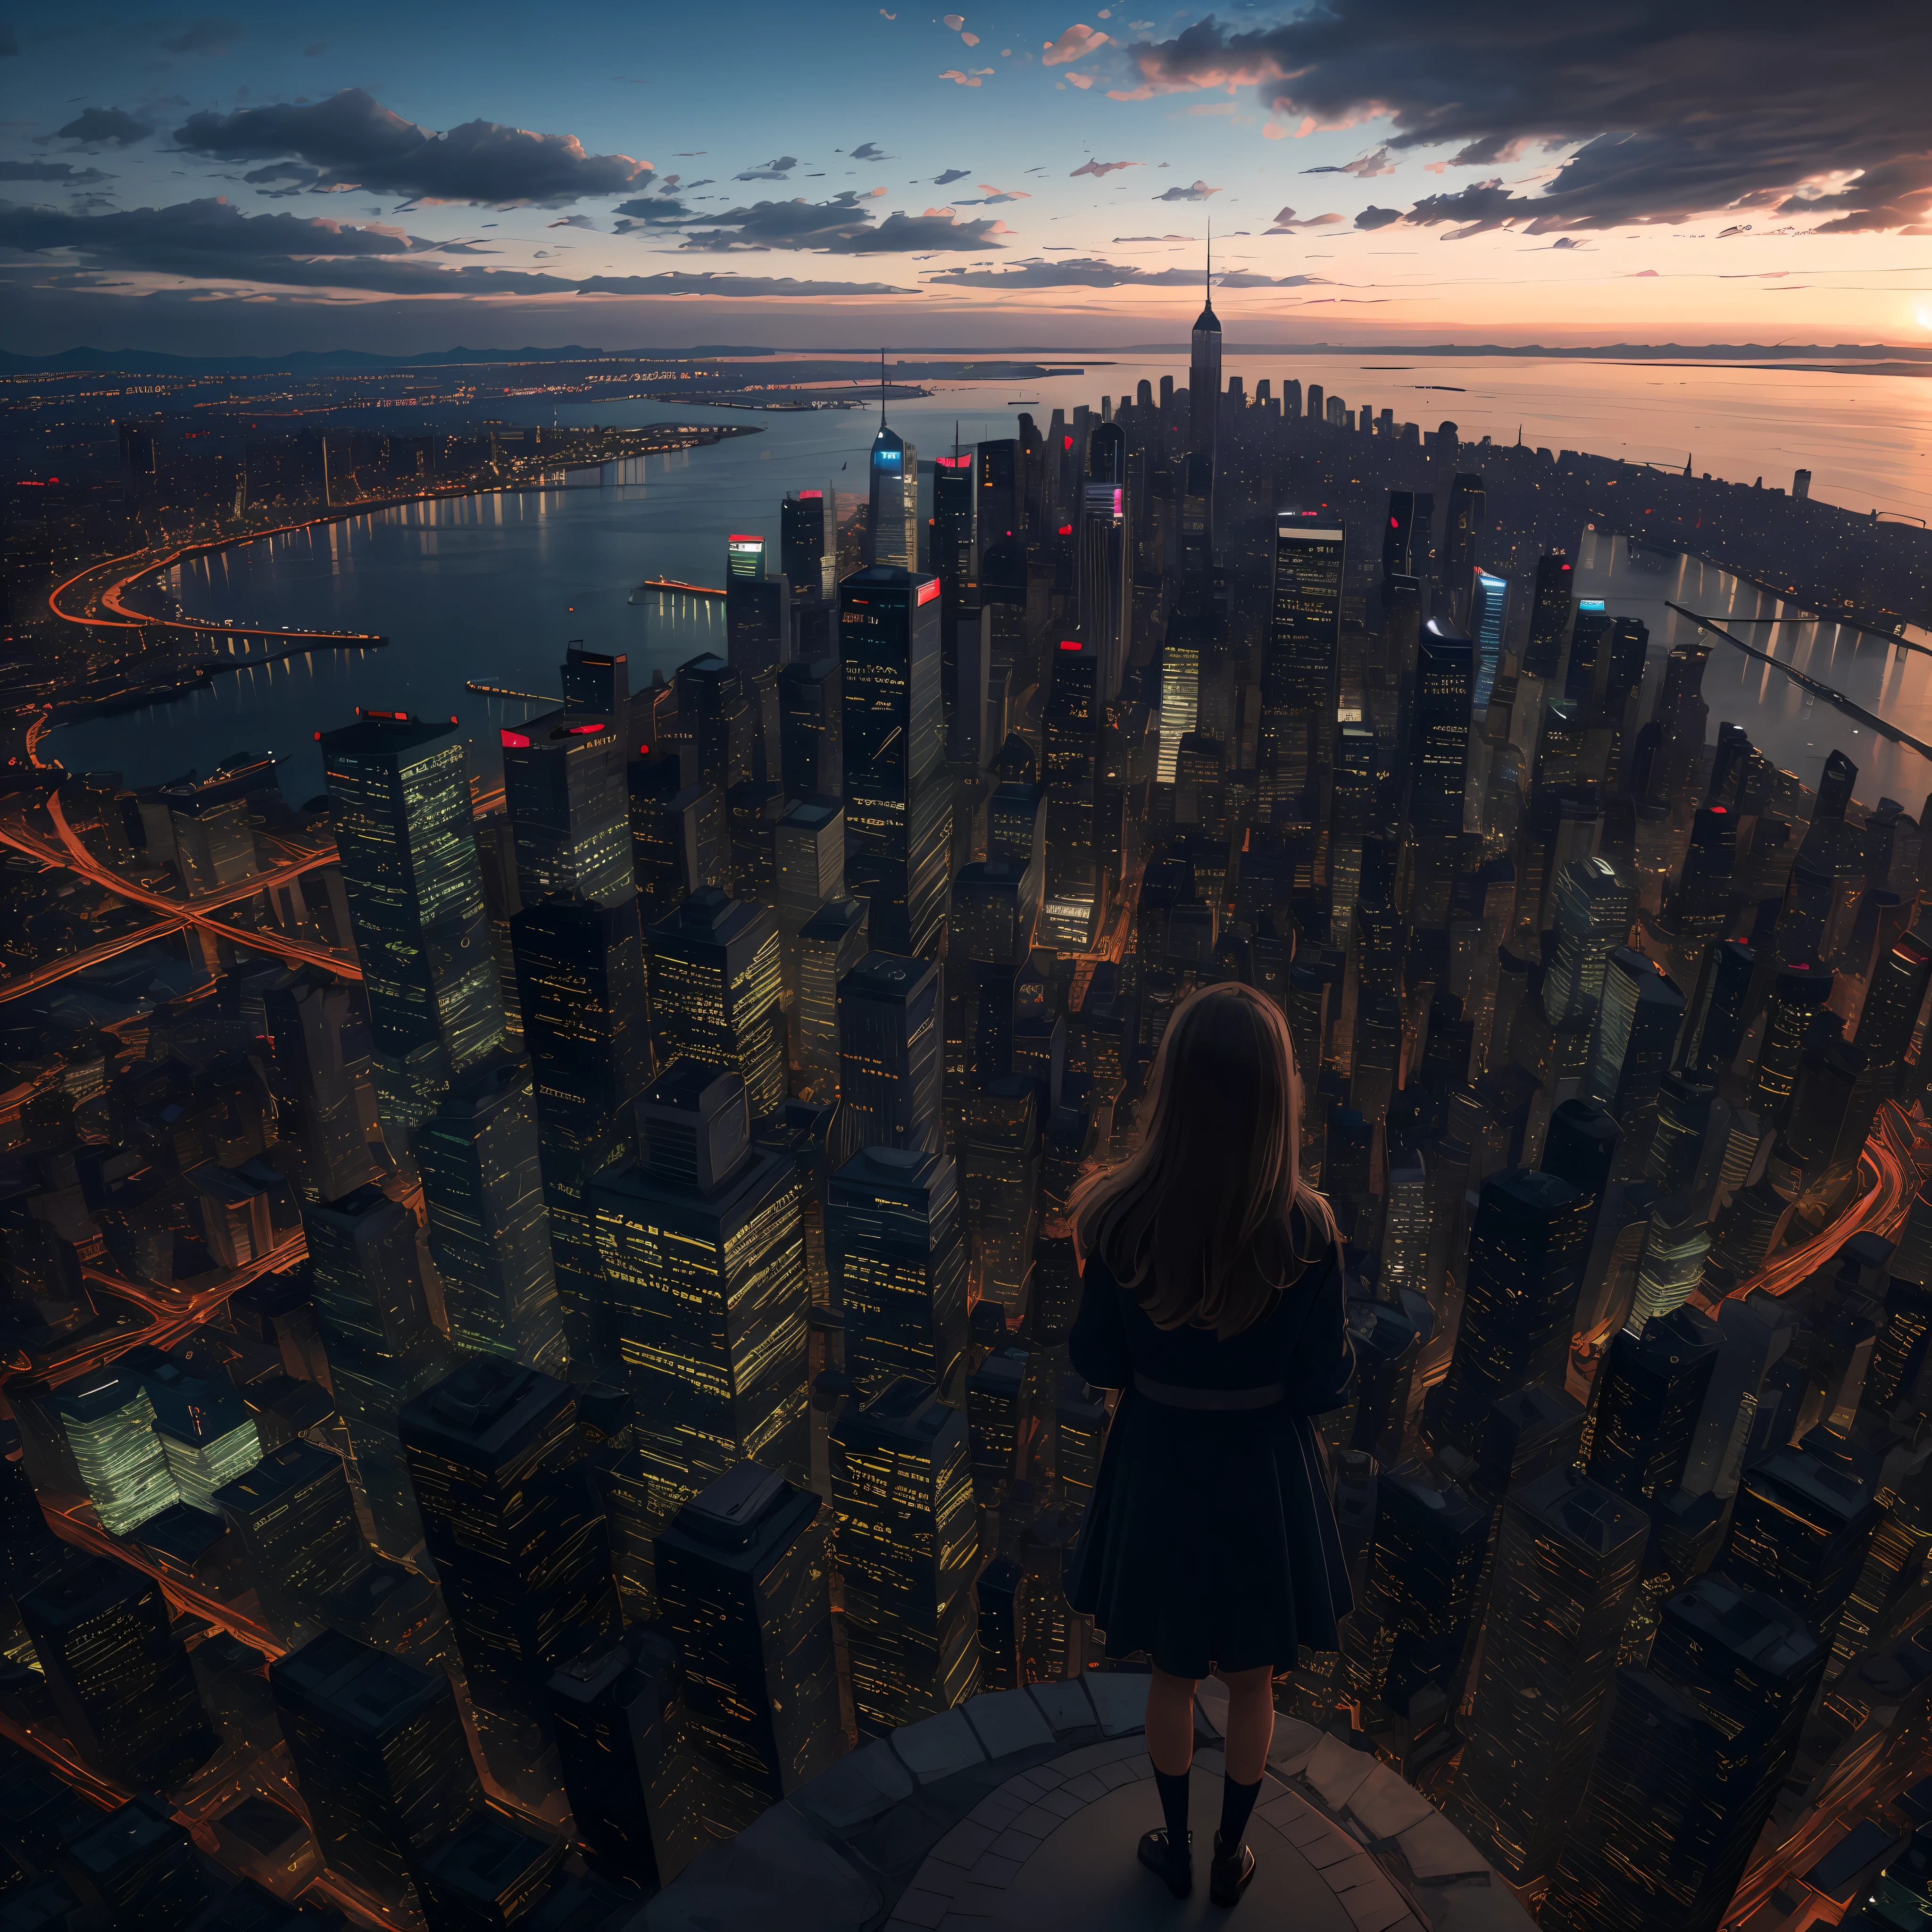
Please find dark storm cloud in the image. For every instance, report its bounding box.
[612,195,695,229]
[0,160,112,183]
[933,168,972,185]
[926,256,1321,287]
[849,142,891,161]
[822,209,1003,253]
[1112,1,1932,233]
[173,89,652,208]
[677,193,1003,253]
[41,107,153,146]
[0,196,908,296]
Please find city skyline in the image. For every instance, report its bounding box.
[5,15,1932,1928]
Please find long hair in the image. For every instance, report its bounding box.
[1068,981,1338,1339]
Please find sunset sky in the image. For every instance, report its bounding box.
[2,0,1928,355]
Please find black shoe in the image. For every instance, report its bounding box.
[1210,1832,1256,1907]
[1138,1828,1192,1899]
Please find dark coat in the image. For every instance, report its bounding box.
[1064,1240,1356,1678]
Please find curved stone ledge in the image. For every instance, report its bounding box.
[642,1678,1535,1931]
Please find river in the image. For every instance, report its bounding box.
[47,352,1932,808]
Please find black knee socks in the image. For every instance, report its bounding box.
[1218,1772,1262,1852]
[1152,1765,1191,1846]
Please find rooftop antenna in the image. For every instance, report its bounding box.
[1206,216,1211,295]
[879,347,887,429]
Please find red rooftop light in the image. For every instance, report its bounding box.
[500,729,531,749]
[1058,524,1073,536]
[567,723,604,735]
[799,488,823,497]
[1059,639,1082,652]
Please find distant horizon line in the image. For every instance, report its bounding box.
[2,339,1929,379]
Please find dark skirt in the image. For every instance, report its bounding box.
[1066,1389,1353,1679]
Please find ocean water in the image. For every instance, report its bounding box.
[47,353,1932,807]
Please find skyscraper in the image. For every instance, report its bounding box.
[270,1628,483,1901]
[1718,1440,1880,1643]
[262,972,381,1204]
[653,1463,841,1831]
[1450,1469,1647,1896]
[300,1183,448,1557]
[1544,1575,1826,1932]
[831,1378,981,1735]
[1584,948,1685,1124]
[212,1439,370,1643]
[782,489,829,600]
[1342,1473,1492,1716]
[1188,256,1221,478]
[778,657,843,800]
[1411,619,1474,833]
[21,1552,217,1789]
[1752,960,1835,1127]
[400,1357,620,1784]
[839,565,951,958]
[837,951,944,1157]
[51,1366,175,1535]
[826,1144,969,1400]
[500,707,633,911]
[866,402,918,571]
[417,1057,567,1375]
[1524,551,1574,681]
[1382,489,1437,601]
[1439,472,1485,620]
[546,1623,699,1893]
[796,894,870,1100]
[320,710,505,1132]
[1585,1307,1719,1505]
[1430,1168,1591,1456]
[1077,422,1129,698]
[1260,514,1346,809]
[646,885,786,1121]
[515,891,650,1366]
[1544,861,1632,1030]
[590,1064,810,1531]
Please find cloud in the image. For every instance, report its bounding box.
[173,89,651,207]
[849,142,890,161]
[925,255,1321,288]
[1109,3,1932,234]
[674,191,1004,253]
[1301,146,1394,178]
[944,12,965,25]
[1072,158,1140,178]
[0,195,910,296]
[159,17,242,56]
[1043,22,1110,64]
[1111,232,1188,240]
[1266,205,1343,230]
[735,155,799,181]
[42,107,153,147]
[933,168,972,184]
[0,160,112,183]
[548,214,598,229]
[1354,205,1403,230]
[940,68,994,84]
[950,183,1030,204]
[1154,179,1217,201]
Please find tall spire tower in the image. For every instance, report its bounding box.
[867,345,917,569]
[1189,225,1222,471]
